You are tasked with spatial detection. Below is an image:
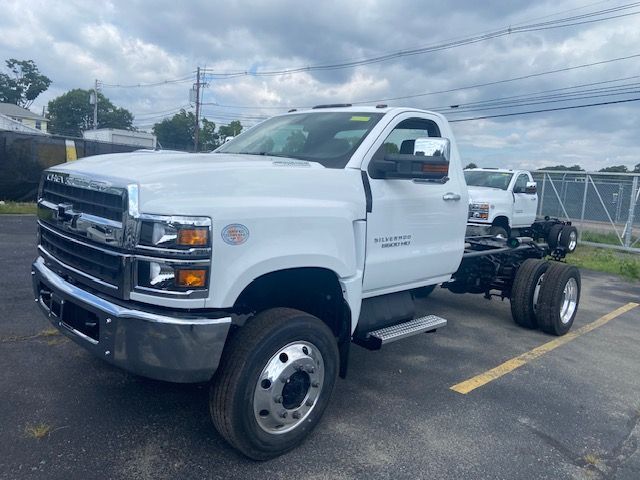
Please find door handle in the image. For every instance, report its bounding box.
[442,192,461,201]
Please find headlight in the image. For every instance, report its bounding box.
[138,216,211,249]
[469,203,490,219]
[137,260,209,291]
[134,215,211,296]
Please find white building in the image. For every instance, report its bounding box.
[82,128,157,149]
[0,103,49,134]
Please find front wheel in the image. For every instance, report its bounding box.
[489,225,509,238]
[210,308,339,460]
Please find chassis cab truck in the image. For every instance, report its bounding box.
[465,168,579,251]
[32,106,580,459]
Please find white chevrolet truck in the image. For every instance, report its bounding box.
[32,105,581,459]
[466,167,579,251]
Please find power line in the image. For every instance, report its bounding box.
[353,52,640,104]
[200,2,640,78]
[197,54,640,112]
[448,97,640,122]
[444,88,640,115]
[100,74,194,88]
[427,75,640,110]
[432,82,640,113]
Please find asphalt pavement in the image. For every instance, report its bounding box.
[1,215,639,480]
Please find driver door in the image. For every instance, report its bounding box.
[361,113,467,296]
[512,173,537,227]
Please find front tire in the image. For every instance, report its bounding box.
[490,225,508,238]
[210,308,339,460]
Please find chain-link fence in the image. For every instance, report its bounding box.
[532,171,640,251]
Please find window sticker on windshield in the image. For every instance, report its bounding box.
[350,116,370,122]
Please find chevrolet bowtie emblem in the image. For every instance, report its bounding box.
[56,203,78,223]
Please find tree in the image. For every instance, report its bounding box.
[464,162,478,169]
[633,163,640,173]
[48,89,133,137]
[598,165,628,173]
[200,118,219,151]
[539,164,584,171]
[153,109,196,151]
[0,59,52,108]
[218,120,243,139]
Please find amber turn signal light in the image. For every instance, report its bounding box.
[176,269,207,288]
[177,227,209,246]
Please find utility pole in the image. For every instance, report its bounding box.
[194,67,201,152]
[93,79,99,130]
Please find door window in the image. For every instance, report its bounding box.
[371,117,448,181]
[377,118,441,156]
[513,174,529,193]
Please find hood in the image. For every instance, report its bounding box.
[51,150,324,183]
[467,185,510,204]
[47,150,365,218]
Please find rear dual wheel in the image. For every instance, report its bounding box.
[548,225,578,253]
[537,262,581,335]
[511,260,581,335]
[510,259,548,329]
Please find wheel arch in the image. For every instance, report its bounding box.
[492,215,511,232]
[231,267,353,376]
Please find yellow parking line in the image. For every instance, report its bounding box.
[450,302,639,395]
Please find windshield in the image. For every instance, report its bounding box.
[464,171,513,190]
[215,112,384,168]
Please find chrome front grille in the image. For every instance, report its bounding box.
[37,173,130,298]
[42,178,126,221]
[40,225,123,289]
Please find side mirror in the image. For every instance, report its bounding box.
[369,137,450,181]
[525,181,537,194]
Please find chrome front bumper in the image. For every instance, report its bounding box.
[31,256,231,383]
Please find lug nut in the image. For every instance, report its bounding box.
[280,375,288,383]
[305,399,314,407]
[292,411,300,419]
[295,365,304,372]
[279,410,288,419]
[306,366,314,374]
[274,395,283,404]
[311,381,320,388]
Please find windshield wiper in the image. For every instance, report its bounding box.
[236,152,290,158]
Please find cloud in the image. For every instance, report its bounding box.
[0,0,638,170]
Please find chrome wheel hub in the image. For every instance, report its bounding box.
[568,231,577,251]
[560,277,578,324]
[253,341,324,434]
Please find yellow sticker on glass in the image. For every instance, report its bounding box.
[350,116,370,122]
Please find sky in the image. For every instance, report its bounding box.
[1,0,639,171]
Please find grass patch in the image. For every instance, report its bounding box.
[0,201,36,215]
[24,423,52,439]
[566,245,640,281]
[582,230,638,246]
[39,327,60,337]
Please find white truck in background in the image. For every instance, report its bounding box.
[32,105,580,460]
[465,167,578,252]
[465,168,538,237]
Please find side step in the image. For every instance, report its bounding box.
[358,315,448,350]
